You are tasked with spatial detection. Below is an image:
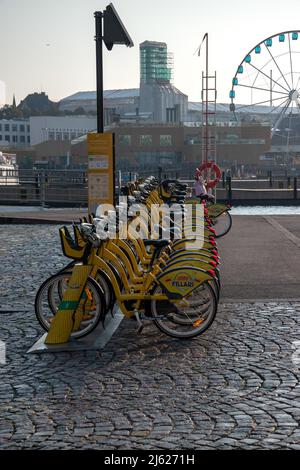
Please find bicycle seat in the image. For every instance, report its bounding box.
[144,239,169,249]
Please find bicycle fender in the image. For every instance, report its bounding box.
[207,204,229,218]
[172,239,216,251]
[157,266,213,299]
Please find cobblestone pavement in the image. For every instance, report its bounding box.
[1,225,300,450]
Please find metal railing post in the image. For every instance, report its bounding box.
[222,171,225,188]
[269,170,273,188]
[226,175,232,202]
[40,171,46,208]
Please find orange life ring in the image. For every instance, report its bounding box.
[196,161,222,189]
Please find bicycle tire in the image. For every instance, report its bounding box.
[214,211,232,238]
[35,273,106,339]
[150,281,217,339]
[48,270,113,316]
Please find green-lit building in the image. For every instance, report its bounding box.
[140,41,173,84]
[139,41,188,123]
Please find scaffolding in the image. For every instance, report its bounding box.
[140,41,174,84]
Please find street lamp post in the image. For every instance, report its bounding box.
[94,11,104,133]
[94,3,134,133]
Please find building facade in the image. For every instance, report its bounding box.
[109,122,271,175]
[9,121,270,172]
[139,41,188,123]
[29,116,97,145]
[0,118,30,147]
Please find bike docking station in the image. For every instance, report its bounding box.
[27,308,124,355]
[27,132,123,355]
[27,169,233,354]
[27,161,231,353]
[27,258,124,355]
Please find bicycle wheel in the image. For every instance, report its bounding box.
[212,211,232,238]
[150,282,217,339]
[209,277,220,302]
[161,278,219,325]
[35,273,106,339]
[48,270,114,315]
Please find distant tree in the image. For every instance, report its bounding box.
[18,92,60,117]
[0,104,24,119]
[0,91,93,119]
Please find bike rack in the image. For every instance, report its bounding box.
[27,308,123,354]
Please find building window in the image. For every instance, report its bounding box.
[12,135,18,143]
[20,136,25,143]
[27,136,30,144]
[5,124,10,132]
[119,135,131,146]
[0,124,2,131]
[166,107,177,123]
[160,135,172,146]
[104,108,117,125]
[12,124,17,132]
[49,131,55,140]
[5,135,10,142]
[56,132,62,140]
[0,135,2,141]
[19,124,25,132]
[27,125,30,133]
[186,135,201,145]
[63,133,69,140]
[140,135,152,145]
[135,151,181,169]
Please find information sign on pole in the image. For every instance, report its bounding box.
[87,133,115,214]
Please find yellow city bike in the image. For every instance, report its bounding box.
[57,222,221,305]
[35,223,219,341]
[42,203,221,310]
[45,219,220,304]
[185,197,232,238]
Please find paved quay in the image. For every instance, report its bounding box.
[0,216,300,450]
[219,215,300,301]
[0,207,87,224]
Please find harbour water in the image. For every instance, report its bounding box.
[231,206,300,215]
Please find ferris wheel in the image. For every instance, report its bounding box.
[229,31,300,146]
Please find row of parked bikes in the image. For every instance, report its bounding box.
[34,177,232,341]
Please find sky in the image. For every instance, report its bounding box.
[1,0,300,105]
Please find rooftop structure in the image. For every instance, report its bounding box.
[140,41,173,85]
[60,89,140,103]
